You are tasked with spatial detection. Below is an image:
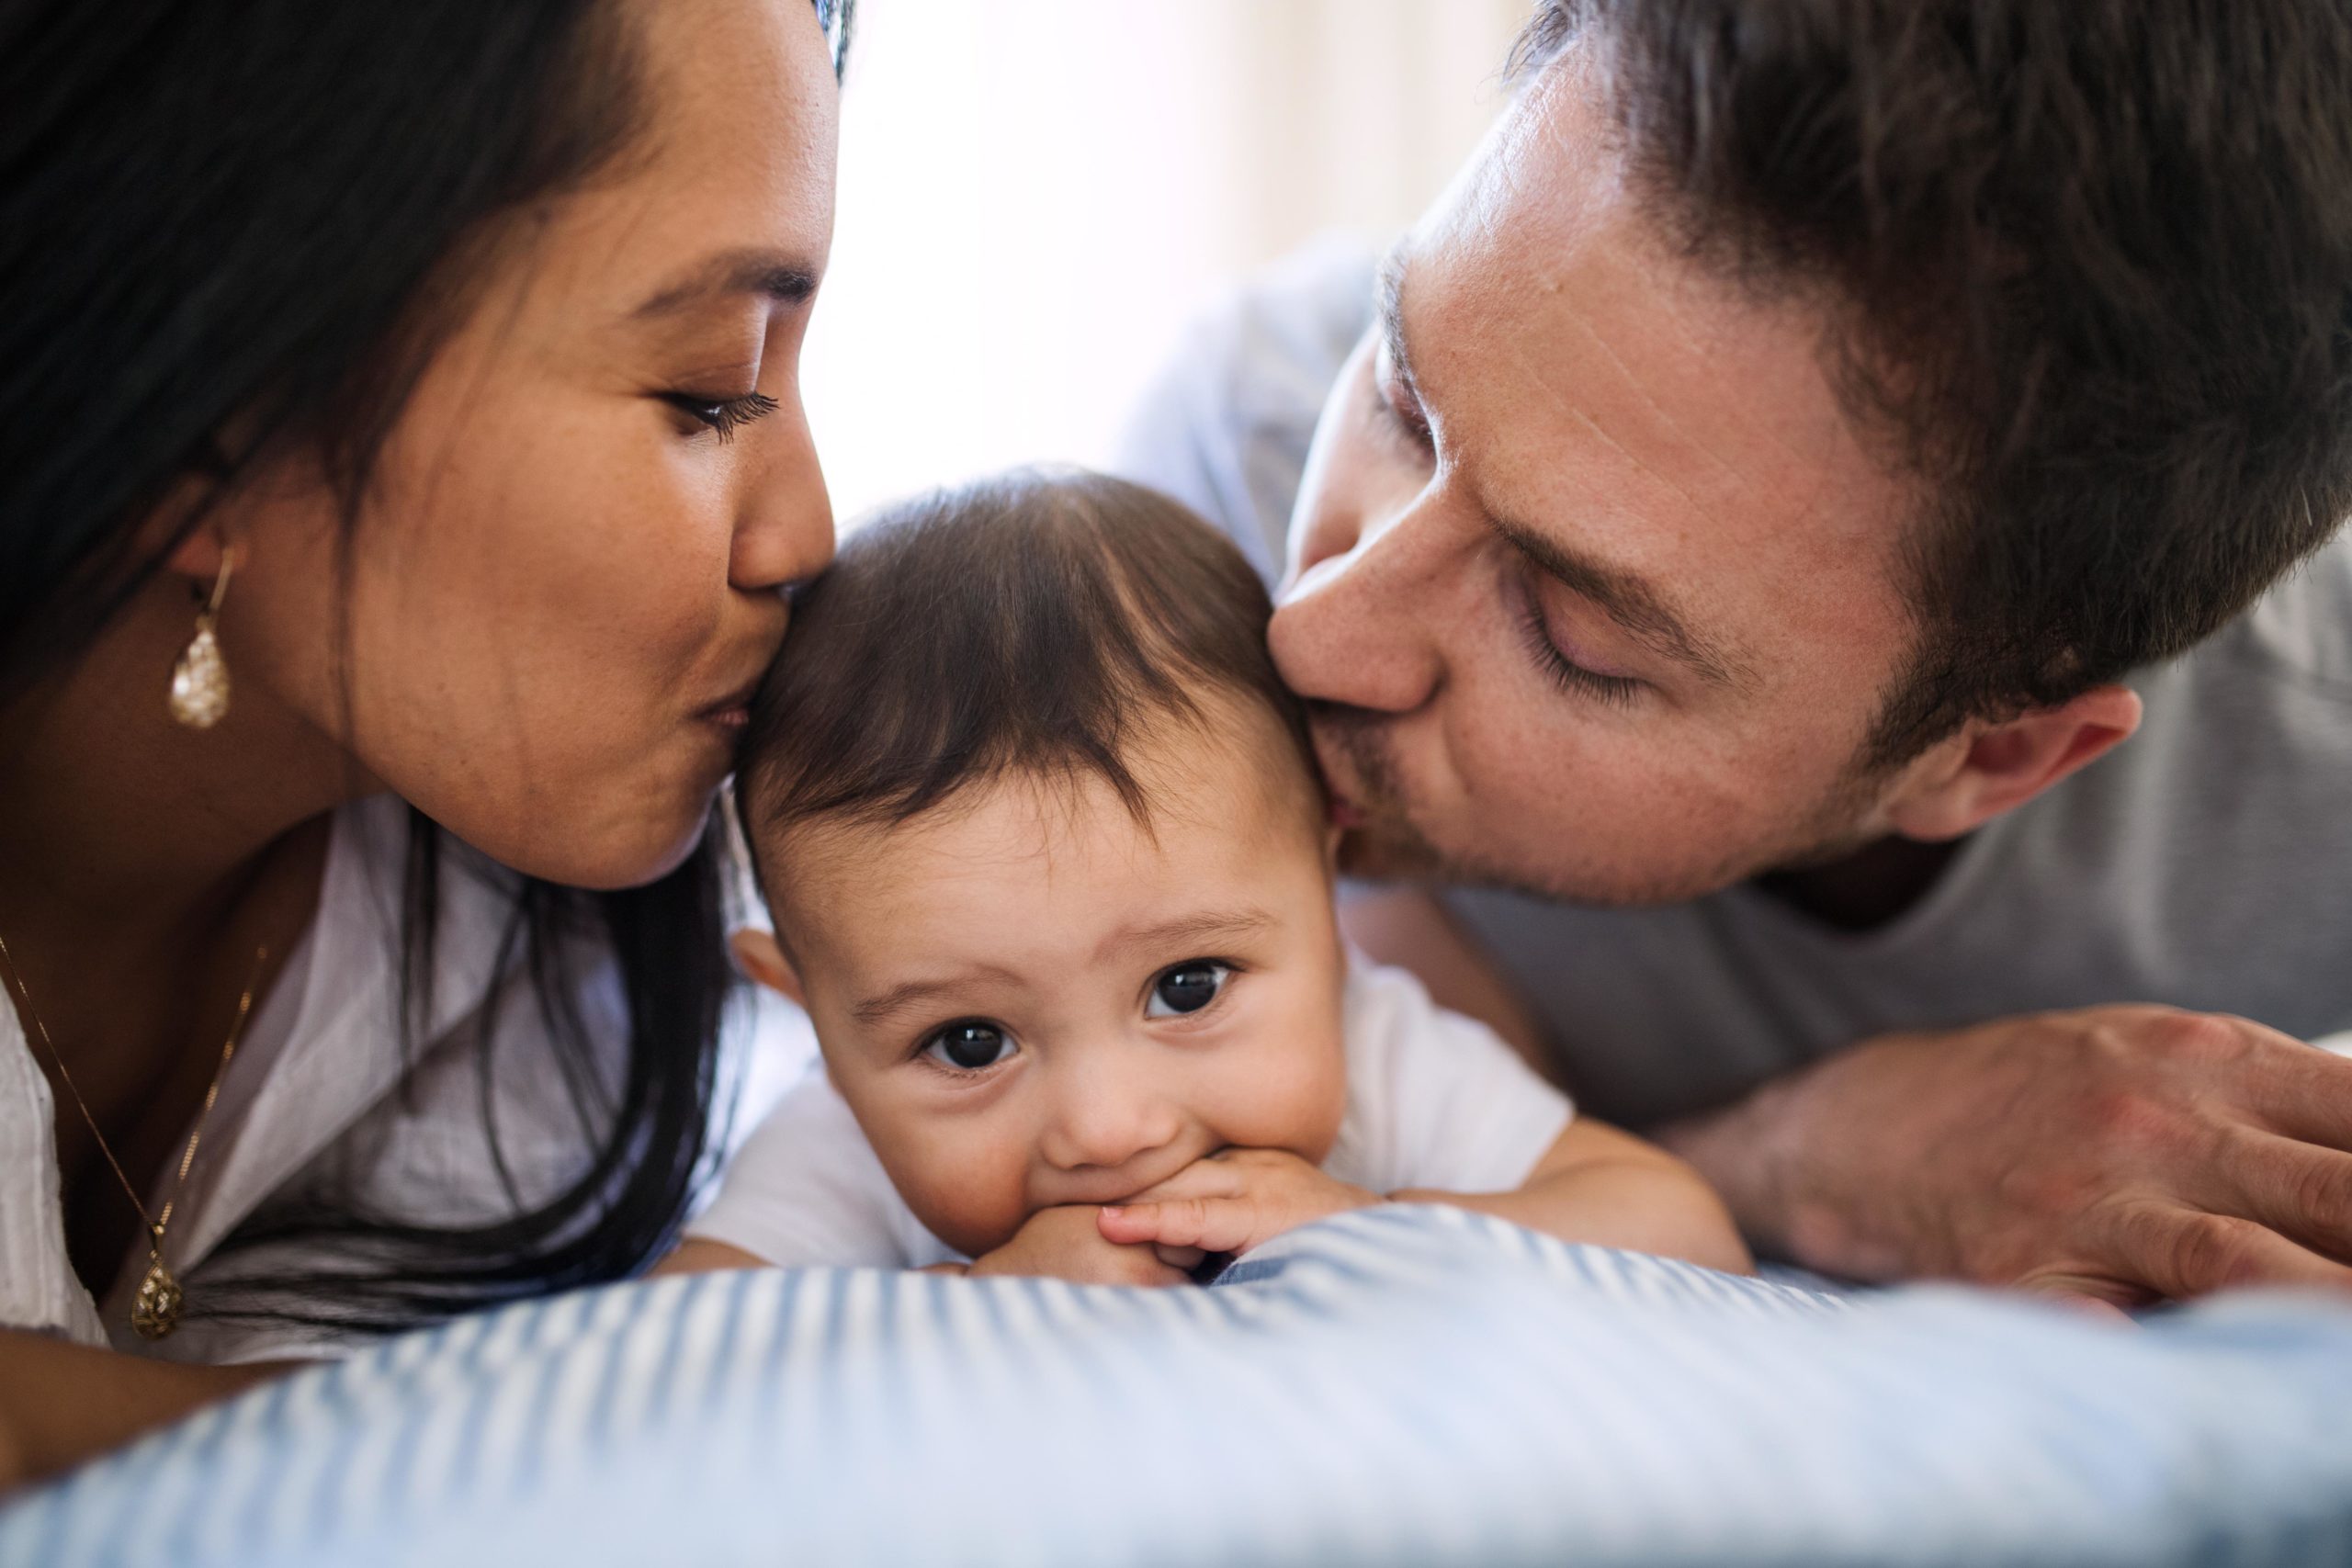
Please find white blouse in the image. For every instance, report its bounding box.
[0,794,810,1364]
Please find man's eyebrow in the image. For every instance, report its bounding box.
[1095,908,1276,965]
[850,964,1024,1030]
[1489,513,1748,688]
[629,248,820,321]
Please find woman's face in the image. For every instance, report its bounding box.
[222,0,840,889]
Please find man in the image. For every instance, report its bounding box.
[1119,0,2352,1308]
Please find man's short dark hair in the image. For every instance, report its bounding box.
[738,468,1318,873]
[1514,0,2352,762]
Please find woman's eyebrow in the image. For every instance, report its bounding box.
[629,247,820,320]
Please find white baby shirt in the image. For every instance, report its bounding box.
[688,958,1575,1269]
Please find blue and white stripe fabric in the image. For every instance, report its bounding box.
[8,1204,2352,1567]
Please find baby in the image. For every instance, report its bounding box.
[665,471,1750,1286]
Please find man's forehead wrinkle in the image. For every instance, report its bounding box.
[1563,282,1758,500]
[1468,40,1802,508]
[1501,309,1724,540]
[1540,61,1867,507]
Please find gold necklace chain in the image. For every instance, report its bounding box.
[0,931,266,1340]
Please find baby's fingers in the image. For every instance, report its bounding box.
[1099,1199,1262,1254]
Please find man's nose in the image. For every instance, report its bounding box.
[1039,1066,1184,1174]
[1270,491,1453,716]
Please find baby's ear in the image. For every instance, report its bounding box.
[729,928,805,1007]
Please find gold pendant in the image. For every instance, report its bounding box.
[130,1250,184,1340]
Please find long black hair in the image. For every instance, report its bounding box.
[0,0,852,1331]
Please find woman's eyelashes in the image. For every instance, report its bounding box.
[660,389,779,443]
[920,1020,1016,1074]
[1145,960,1235,1020]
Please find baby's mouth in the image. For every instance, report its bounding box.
[1045,1146,1208,1208]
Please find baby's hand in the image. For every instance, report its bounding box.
[1097,1149,1378,1257]
[966,1204,1192,1288]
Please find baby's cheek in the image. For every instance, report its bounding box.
[1213,1031,1350,1165]
[878,1133,1035,1259]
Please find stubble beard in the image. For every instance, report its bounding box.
[1315,706,1885,909]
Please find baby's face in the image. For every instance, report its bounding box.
[768,705,1348,1258]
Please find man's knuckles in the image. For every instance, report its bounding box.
[2128,1010,2268,1069]
[2137,1206,2279,1292]
[2286,1153,2352,1244]
[2076,1082,2203,1156]
[1992,1153,2108,1222]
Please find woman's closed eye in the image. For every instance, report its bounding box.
[920,1019,1017,1074]
[1146,960,1234,1020]
[660,389,779,443]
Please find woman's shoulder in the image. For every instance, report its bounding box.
[0,990,113,1346]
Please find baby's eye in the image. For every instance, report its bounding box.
[922,1021,1016,1072]
[1146,961,1232,1019]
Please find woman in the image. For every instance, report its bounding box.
[0,0,848,1486]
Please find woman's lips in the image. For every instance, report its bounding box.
[1329,795,1369,829]
[696,671,765,733]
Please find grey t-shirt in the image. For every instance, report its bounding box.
[1114,242,2352,1129]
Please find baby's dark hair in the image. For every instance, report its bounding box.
[737,469,1319,870]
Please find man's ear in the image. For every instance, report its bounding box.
[729,928,805,1007]
[1881,683,2143,842]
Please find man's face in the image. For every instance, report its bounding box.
[1276,52,1926,905]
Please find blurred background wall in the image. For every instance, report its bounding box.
[804,0,1532,523]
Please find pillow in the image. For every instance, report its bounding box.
[8,1204,2351,1567]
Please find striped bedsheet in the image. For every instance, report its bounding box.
[6,1203,2352,1567]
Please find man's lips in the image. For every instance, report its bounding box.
[1311,730,1377,829]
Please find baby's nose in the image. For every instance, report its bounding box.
[1041,1078,1184,1175]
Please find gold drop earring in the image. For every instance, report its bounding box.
[168,549,236,729]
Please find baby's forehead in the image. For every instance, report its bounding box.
[760,712,1320,938]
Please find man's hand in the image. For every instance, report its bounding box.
[1096,1148,1379,1256]
[965,1204,1193,1287]
[1663,1006,2352,1306]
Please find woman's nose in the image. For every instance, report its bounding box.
[730,390,834,592]
[1269,489,1453,716]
